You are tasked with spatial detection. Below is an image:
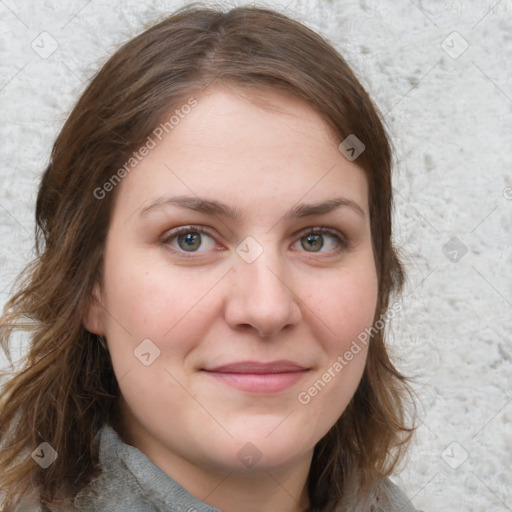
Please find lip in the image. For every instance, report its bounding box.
[202,360,310,393]
[205,360,308,373]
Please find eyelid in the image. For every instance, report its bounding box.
[160,224,349,257]
[291,226,349,253]
[295,226,347,243]
[160,224,219,247]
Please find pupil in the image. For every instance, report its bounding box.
[179,232,200,251]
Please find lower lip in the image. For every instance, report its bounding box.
[203,371,308,393]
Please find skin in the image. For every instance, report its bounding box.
[85,84,378,512]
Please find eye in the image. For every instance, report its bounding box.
[161,225,348,258]
[292,228,347,254]
[162,225,218,253]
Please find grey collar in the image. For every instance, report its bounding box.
[75,424,222,512]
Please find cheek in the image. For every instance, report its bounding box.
[315,265,378,351]
[100,247,220,355]
[102,263,169,336]
[296,267,377,431]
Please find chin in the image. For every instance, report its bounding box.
[216,432,314,474]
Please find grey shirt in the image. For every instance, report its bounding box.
[16,425,420,511]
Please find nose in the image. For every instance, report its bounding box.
[224,243,302,338]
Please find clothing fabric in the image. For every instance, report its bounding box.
[12,425,420,511]
[73,425,420,512]
[73,425,219,512]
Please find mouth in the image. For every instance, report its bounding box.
[201,360,310,393]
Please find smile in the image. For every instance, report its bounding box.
[201,360,310,393]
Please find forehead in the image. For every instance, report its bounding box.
[115,85,369,220]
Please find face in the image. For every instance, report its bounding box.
[86,85,378,483]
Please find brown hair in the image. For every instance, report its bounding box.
[0,4,415,511]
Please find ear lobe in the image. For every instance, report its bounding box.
[83,282,105,335]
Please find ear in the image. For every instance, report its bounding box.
[83,281,106,336]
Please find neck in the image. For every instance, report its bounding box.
[147,441,312,512]
[115,404,313,512]
[192,460,312,512]
[117,412,312,512]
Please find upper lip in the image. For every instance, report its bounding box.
[203,360,308,374]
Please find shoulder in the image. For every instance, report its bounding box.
[70,425,158,512]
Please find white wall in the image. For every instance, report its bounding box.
[0,1,511,510]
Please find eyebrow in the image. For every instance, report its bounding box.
[139,195,365,220]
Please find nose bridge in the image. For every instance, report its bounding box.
[226,236,301,337]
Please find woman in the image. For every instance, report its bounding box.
[0,4,418,511]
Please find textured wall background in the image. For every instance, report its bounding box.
[1,1,511,510]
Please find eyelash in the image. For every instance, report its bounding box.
[161,224,349,258]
